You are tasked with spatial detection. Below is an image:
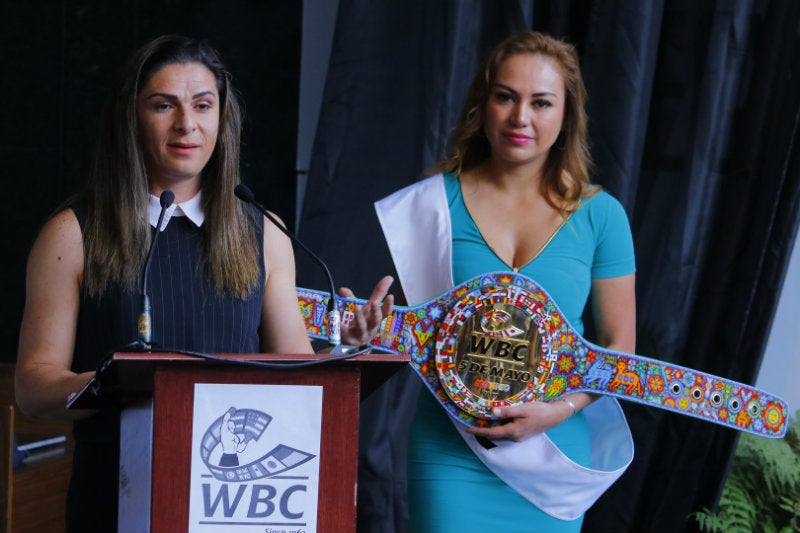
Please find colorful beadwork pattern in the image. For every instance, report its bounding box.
[296,272,788,438]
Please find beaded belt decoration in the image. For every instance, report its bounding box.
[297,272,788,438]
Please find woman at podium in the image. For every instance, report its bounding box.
[14,35,388,533]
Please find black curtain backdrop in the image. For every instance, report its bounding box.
[0,1,301,364]
[298,1,800,532]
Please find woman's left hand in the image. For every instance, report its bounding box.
[466,400,576,442]
[339,275,394,345]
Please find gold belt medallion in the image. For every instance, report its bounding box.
[435,285,554,420]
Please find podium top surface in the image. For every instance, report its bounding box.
[67,351,409,410]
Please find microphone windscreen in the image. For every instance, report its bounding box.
[160,190,175,208]
[234,184,255,203]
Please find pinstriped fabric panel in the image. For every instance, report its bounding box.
[73,215,264,373]
[71,211,265,444]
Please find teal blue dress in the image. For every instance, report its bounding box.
[407,173,635,533]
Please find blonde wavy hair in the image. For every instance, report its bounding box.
[431,30,596,213]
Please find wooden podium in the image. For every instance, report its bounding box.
[68,350,408,533]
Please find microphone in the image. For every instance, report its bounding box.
[234,183,341,345]
[138,190,175,347]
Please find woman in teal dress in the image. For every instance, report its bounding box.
[375,31,636,532]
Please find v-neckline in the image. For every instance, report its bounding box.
[456,178,573,272]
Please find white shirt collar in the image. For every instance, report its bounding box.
[148,191,205,231]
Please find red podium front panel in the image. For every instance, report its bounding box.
[70,352,407,533]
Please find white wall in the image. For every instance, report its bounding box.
[757,229,800,420]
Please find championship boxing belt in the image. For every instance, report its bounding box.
[297,271,789,438]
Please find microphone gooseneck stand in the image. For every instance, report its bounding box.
[136,190,175,350]
[234,183,344,348]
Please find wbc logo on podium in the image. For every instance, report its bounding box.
[188,384,323,533]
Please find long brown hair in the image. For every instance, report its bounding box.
[431,30,595,213]
[82,35,259,298]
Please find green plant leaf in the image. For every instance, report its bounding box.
[693,410,800,533]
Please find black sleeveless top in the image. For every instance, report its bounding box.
[70,203,265,442]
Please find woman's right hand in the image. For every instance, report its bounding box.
[466,392,594,442]
[338,275,395,345]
